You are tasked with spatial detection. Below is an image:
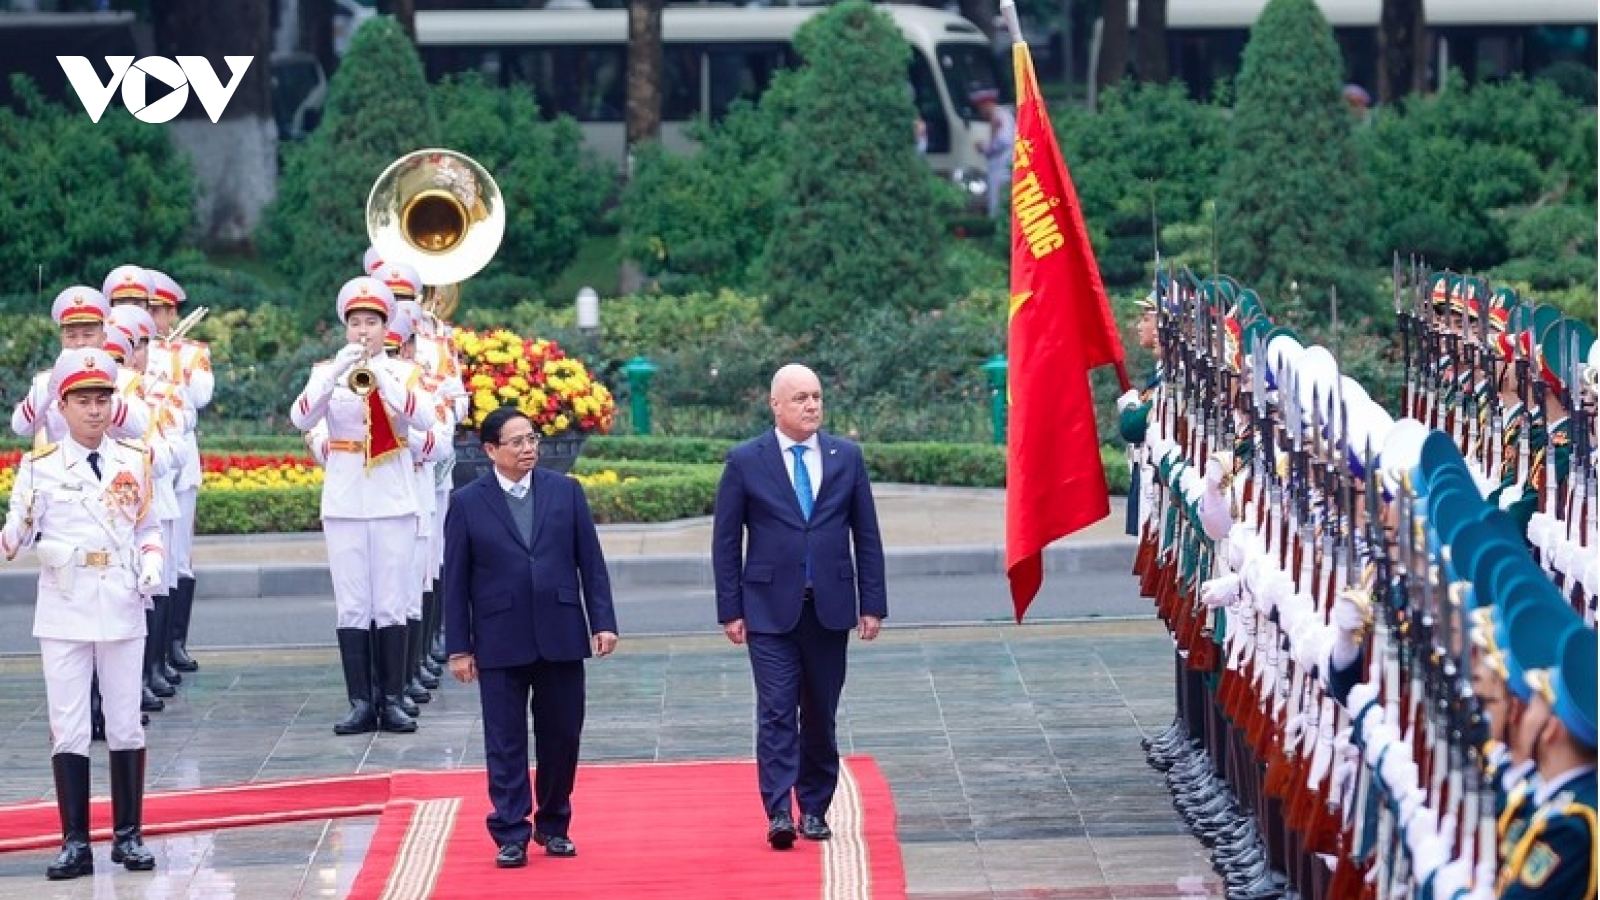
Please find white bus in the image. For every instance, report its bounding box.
[1103,0,1598,101]
[413,4,1004,186]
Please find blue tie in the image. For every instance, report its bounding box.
[790,445,813,520]
[791,444,813,586]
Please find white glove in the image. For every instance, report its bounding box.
[1346,680,1379,720]
[1330,593,1367,670]
[372,361,412,413]
[138,555,164,594]
[332,344,367,376]
[1116,389,1142,411]
[1201,574,1241,609]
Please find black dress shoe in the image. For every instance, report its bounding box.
[533,831,576,857]
[46,841,93,880]
[767,811,797,850]
[800,814,832,840]
[495,842,527,868]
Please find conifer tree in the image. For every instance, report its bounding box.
[758,1,955,335]
[258,16,437,298]
[1215,0,1375,325]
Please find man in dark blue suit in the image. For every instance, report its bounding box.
[713,363,887,850]
[443,407,619,869]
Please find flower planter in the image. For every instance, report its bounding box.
[451,431,587,488]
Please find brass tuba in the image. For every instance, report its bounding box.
[365,149,504,316]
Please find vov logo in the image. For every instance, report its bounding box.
[57,56,253,124]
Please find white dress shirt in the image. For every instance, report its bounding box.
[775,429,823,499]
[495,468,533,499]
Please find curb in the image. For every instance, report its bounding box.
[0,540,1135,604]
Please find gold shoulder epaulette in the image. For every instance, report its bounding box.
[115,437,148,453]
[27,442,59,461]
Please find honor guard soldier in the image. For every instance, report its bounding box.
[290,277,435,735]
[13,287,149,444]
[146,269,211,674]
[1500,626,1597,899]
[1,347,164,880]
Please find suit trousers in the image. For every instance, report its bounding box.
[747,599,849,819]
[479,660,586,847]
[41,638,144,755]
[324,516,415,629]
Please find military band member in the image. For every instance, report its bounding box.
[147,269,211,674]
[290,277,435,735]
[1,348,164,880]
[12,287,149,443]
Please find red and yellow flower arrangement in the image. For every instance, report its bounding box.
[452,328,616,436]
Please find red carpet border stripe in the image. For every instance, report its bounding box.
[825,759,871,900]
[379,798,459,900]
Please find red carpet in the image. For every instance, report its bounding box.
[348,756,906,900]
[0,771,391,852]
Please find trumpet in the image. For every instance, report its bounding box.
[349,364,377,396]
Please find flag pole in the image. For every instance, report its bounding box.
[999,0,1023,47]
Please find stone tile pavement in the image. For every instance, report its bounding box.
[0,620,1221,899]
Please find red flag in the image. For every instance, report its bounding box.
[1005,41,1128,623]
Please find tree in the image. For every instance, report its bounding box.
[625,0,664,154]
[758,2,956,335]
[376,0,416,39]
[960,0,997,42]
[301,0,338,78]
[149,0,275,247]
[1215,0,1375,326]
[1134,0,1169,84]
[1376,0,1426,103]
[257,16,438,303]
[1093,0,1129,100]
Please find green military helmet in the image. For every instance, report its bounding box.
[1528,626,1598,749]
[1488,286,1520,331]
[1501,594,1582,704]
[1428,271,1456,309]
[1539,317,1597,393]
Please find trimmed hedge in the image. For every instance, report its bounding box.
[196,486,323,535]
[584,436,1131,494]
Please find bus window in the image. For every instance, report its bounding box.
[662,43,702,122]
[505,45,626,122]
[706,43,796,121]
[909,50,950,154]
[938,42,1005,121]
[423,47,503,84]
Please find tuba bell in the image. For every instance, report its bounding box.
[366,149,505,294]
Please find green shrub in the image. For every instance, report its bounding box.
[758,1,957,334]
[257,16,437,301]
[1050,81,1228,288]
[584,436,737,465]
[0,76,194,309]
[195,487,324,535]
[1361,74,1586,274]
[620,96,794,293]
[432,73,612,304]
[1216,0,1376,328]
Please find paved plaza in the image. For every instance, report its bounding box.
[0,489,1223,899]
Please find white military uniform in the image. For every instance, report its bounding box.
[12,286,151,444]
[290,285,435,630]
[146,268,212,584]
[1,423,162,756]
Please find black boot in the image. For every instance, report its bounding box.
[428,580,447,666]
[405,617,432,704]
[144,605,174,698]
[417,592,441,688]
[155,595,181,685]
[108,748,156,871]
[91,677,107,741]
[385,624,421,718]
[375,624,418,733]
[333,628,379,735]
[168,576,198,672]
[46,753,93,880]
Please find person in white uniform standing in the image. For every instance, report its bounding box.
[12,286,150,445]
[1,347,165,880]
[290,277,435,735]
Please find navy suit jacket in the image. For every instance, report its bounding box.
[712,430,887,634]
[443,468,618,669]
